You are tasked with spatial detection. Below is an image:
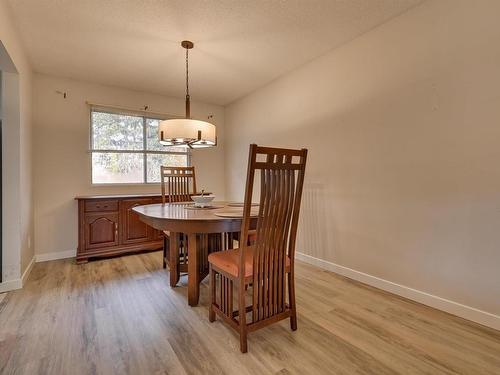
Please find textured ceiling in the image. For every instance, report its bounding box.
[7,0,423,105]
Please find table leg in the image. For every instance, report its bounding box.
[169,232,179,287]
[187,233,200,306]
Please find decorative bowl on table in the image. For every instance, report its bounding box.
[191,195,216,208]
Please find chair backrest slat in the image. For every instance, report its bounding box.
[240,144,307,323]
[160,166,197,203]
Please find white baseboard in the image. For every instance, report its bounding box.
[21,257,35,285]
[35,249,76,263]
[0,256,35,293]
[295,252,500,331]
[0,278,22,293]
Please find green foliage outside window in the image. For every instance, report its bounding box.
[90,110,189,184]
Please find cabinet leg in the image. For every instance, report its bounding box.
[76,258,89,264]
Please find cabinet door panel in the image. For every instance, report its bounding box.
[121,198,153,244]
[84,213,119,250]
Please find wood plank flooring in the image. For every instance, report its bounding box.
[0,251,499,374]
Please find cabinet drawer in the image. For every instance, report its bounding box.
[152,197,163,204]
[85,200,118,212]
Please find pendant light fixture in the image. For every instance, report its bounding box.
[158,41,216,148]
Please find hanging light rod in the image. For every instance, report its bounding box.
[181,40,193,119]
[158,40,217,149]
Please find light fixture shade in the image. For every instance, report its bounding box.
[158,118,216,148]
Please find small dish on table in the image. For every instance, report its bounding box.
[191,194,216,208]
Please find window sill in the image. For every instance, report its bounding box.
[91,182,162,187]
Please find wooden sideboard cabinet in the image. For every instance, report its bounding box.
[75,194,164,263]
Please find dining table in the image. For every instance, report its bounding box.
[133,201,257,306]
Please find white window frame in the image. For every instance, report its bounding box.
[89,106,191,185]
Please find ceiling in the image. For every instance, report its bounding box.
[7,0,423,105]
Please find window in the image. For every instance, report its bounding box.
[90,108,190,184]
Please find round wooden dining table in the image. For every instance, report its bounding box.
[133,202,257,306]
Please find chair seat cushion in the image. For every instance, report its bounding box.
[208,246,291,278]
[163,230,170,237]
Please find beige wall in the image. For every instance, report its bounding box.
[225,0,500,317]
[0,1,34,284]
[33,74,225,257]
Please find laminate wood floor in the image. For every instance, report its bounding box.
[0,251,499,375]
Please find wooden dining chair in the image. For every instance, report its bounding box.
[160,166,197,273]
[208,144,308,353]
[160,166,197,204]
